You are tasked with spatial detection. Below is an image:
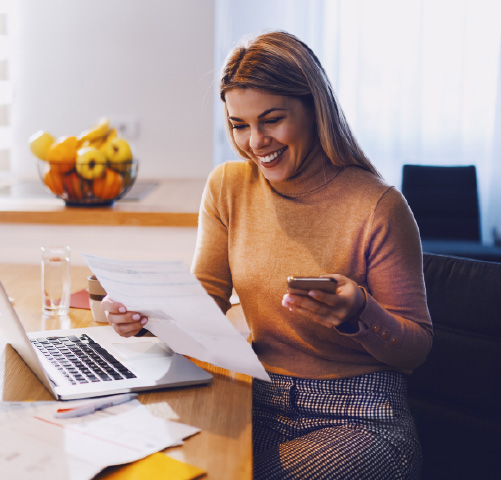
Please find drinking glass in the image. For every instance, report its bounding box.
[41,246,71,316]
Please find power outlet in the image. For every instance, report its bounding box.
[109,116,139,139]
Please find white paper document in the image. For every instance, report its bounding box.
[0,399,200,480]
[82,254,270,381]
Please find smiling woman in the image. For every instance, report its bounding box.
[188,31,433,479]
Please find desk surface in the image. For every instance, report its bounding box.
[0,178,206,227]
[0,263,252,479]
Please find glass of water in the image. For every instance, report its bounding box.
[41,246,71,316]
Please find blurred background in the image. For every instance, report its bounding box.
[1,0,500,241]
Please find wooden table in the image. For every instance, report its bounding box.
[0,263,252,479]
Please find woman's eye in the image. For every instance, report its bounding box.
[264,117,283,125]
[232,124,247,131]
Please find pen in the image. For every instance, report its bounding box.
[54,393,138,419]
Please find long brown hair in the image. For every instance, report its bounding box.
[220,31,380,177]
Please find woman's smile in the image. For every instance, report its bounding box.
[256,146,288,166]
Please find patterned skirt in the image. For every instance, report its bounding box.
[253,371,422,479]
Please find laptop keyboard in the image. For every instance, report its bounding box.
[30,333,137,385]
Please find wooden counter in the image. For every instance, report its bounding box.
[0,178,206,227]
[0,263,252,479]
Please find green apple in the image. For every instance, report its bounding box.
[75,147,107,180]
[104,137,133,171]
[29,130,55,160]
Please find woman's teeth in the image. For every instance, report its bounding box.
[258,147,286,163]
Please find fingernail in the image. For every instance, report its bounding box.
[140,317,148,325]
[132,313,140,321]
[119,307,126,313]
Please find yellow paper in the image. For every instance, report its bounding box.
[99,453,206,480]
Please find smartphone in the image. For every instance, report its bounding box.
[287,276,338,294]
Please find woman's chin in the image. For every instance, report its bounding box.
[256,159,284,181]
[260,168,290,183]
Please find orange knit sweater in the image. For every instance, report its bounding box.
[192,152,433,379]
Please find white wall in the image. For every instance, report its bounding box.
[1,224,198,267]
[10,0,215,180]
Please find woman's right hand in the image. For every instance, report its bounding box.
[101,296,148,337]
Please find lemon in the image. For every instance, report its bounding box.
[29,131,55,160]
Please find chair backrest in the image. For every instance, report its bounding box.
[401,165,481,241]
[407,253,501,479]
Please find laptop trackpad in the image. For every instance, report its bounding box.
[112,341,176,377]
[112,341,172,360]
[111,340,208,383]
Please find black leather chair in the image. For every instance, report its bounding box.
[407,253,501,479]
[401,164,481,241]
[401,165,501,262]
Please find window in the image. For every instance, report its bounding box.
[0,0,10,176]
[213,0,501,242]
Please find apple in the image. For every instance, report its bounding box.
[104,137,133,172]
[75,147,107,180]
[29,131,55,160]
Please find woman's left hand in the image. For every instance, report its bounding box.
[282,274,366,330]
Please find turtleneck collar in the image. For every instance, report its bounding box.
[265,143,342,197]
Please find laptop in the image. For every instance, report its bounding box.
[0,282,212,400]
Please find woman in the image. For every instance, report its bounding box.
[104,31,433,479]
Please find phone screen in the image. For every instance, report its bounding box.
[287,276,338,294]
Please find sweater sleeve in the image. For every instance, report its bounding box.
[340,187,433,371]
[191,165,233,314]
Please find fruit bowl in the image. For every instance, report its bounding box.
[30,118,138,207]
[37,157,138,206]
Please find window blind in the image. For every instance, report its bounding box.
[0,5,10,174]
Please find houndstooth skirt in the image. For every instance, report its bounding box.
[253,371,422,480]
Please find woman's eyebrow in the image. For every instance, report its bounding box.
[258,108,287,119]
[229,108,288,122]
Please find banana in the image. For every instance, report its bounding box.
[99,128,118,152]
[77,117,110,145]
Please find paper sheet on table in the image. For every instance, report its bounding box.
[82,254,270,381]
[0,400,200,480]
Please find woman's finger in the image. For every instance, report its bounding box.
[101,296,148,337]
[101,296,127,314]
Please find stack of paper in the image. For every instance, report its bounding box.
[0,400,201,480]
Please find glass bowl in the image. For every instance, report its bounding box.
[37,158,138,206]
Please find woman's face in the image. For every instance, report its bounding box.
[225,89,316,182]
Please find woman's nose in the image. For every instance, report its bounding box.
[249,127,270,151]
